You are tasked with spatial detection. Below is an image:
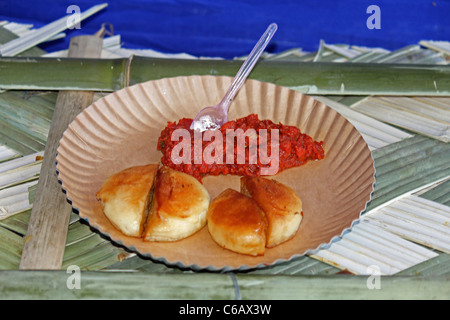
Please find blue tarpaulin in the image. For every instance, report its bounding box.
[1,0,449,58]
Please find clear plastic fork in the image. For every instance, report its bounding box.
[190,23,278,132]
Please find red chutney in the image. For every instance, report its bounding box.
[157,114,324,181]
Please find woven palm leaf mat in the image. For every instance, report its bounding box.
[0,24,449,299]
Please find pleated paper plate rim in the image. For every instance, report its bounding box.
[56,75,375,271]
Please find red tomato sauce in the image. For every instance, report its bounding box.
[157,114,324,181]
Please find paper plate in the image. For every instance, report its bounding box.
[56,75,375,271]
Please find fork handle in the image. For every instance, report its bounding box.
[220,23,278,111]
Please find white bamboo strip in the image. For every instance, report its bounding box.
[364,217,450,254]
[379,207,450,235]
[353,99,444,133]
[2,22,35,36]
[0,188,34,220]
[102,35,121,49]
[312,40,326,62]
[350,96,450,142]
[401,195,450,221]
[0,3,107,56]
[387,197,450,228]
[1,198,30,214]
[0,179,37,220]
[348,44,447,64]
[350,45,390,54]
[412,50,448,64]
[419,40,450,56]
[348,51,390,63]
[329,238,404,274]
[364,195,450,253]
[322,42,361,59]
[313,241,399,275]
[313,40,355,62]
[360,135,387,151]
[336,237,410,271]
[376,97,450,123]
[414,97,450,110]
[0,145,19,162]
[0,180,36,199]
[313,96,412,149]
[310,220,437,275]
[0,151,43,173]
[0,160,42,190]
[265,48,309,61]
[374,45,423,63]
[353,221,437,262]
[310,249,376,275]
[0,190,28,206]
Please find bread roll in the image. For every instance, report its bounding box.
[96,164,159,237]
[207,188,267,256]
[241,176,302,247]
[143,166,210,241]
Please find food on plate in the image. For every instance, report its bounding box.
[240,176,303,247]
[96,164,159,237]
[96,164,303,255]
[207,188,267,256]
[96,112,309,256]
[206,176,303,256]
[157,113,324,181]
[96,164,209,242]
[143,166,210,241]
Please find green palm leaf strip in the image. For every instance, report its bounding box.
[1,56,450,96]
